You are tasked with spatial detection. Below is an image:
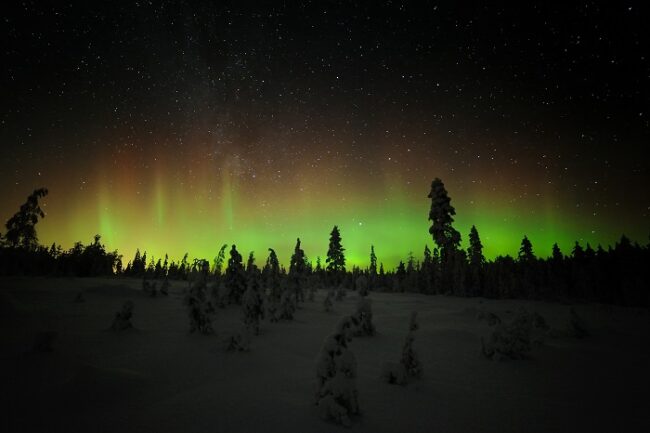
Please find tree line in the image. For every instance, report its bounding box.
[0,182,648,307]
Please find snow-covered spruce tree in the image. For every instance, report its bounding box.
[263,248,282,321]
[242,277,265,335]
[315,316,360,427]
[324,288,334,312]
[225,245,247,304]
[352,296,375,336]
[368,245,377,288]
[277,283,297,321]
[111,300,134,331]
[382,311,421,384]
[211,279,229,308]
[184,260,214,334]
[400,315,422,379]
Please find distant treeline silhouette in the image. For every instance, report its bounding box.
[1,183,648,307]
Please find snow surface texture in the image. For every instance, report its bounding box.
[1,277,649,433]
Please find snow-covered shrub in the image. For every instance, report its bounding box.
[356,275,369,297]
[408,311,419,332]
[567,307,589,338]
[477,309,501,326]
[530,311,550,344]
[143,278,157,297]
[481,310,534,360]
[324,288,334,312]
[335,284,346,301]
[226,327,251,352]
[352,296,375,336]
[33,331,57,352]
[380,361,407,385]
[242,280,265,335]
[315,316,359,426]
[184,272,213,334]
[160,278,170,296]
[111,300,134,331]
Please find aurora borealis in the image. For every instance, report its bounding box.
[1,2,648,268]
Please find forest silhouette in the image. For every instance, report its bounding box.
[0,180,647,307]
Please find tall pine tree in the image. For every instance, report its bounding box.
[288,238,307,303]
[427,178,461,260]
[427,178,461,293]
[5,187,49,249]
[326,225,346,285]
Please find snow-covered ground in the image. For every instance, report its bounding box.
[1,277,648,433]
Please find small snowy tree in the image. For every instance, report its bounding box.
[352,296,375,336]
[315,316,359,426]
[226,327,251,352]
[335,284,346,301]
[408,310,419,332]
[242,279,265,335]
[324,288,334,312]
[356,275,369,297]
[277,287,296,321]
[142,277,157,297]
[400,331,422,379]
[111,300,134,331]
[184,261,214,334]
[382,311,421,384]
[567,307,589,338]
[160,277,170,296]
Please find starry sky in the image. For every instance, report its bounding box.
[1,1,648,268]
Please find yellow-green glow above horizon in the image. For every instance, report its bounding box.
[3,145,645,270]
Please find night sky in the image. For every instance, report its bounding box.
[1,2,648,267]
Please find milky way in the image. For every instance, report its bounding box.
[1,2,648,267]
